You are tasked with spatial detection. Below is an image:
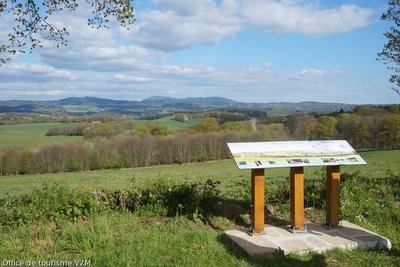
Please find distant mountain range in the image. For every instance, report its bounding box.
[141,96,238,105]
[0,96,357,116]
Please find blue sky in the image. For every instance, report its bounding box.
[0,0,398,104]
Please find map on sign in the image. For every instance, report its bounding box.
[227,140,366,169]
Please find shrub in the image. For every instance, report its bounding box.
[108,176,222,221]
[0,185,111,227]
[0,178,222,228]
[133,123,172,136]
[84,122,125,139]
[46,123,89,136]
[341,171,400,229]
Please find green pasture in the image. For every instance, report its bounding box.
[1,150,399,199]
[131,117,202,129]
[0,123,82,149]
[0,118,202,149]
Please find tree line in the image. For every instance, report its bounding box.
[0,128,288,175]
[286,105,400,149]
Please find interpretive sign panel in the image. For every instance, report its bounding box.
[227,140,366,169]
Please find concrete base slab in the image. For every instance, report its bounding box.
[225,220,391,257]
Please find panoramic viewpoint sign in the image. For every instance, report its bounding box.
[227,140,366,234]
[227,140,366,170]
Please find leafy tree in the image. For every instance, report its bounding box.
[84,122,124,139]
[256,123,289,141]
[337,113,371,148]
[377,114,400,149]
[20,150,36,174]
[0,0,135,65]
[194,117,220,133]
[354,105,388,116]
[311,116,337,140]
[0,148,21,175]
[378,0,400,95]
[285,114,317,140]
[133,122,172,136]
[220,121,252,132]
[387,104,400,113]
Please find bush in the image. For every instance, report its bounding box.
[46,123,89,136]
[0,185,111,227]
[114,176,221,220]
[0,178,222,228]
[133,122,172,136]
[84,122,125,139]
[341,171,400,229]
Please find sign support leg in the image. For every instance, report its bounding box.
[290,167,305,231]
[251,168,265,234]
[326,165,341,227]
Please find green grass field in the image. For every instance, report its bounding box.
[0,118,202,149]
[0,150,399,199]
[0,123,82,149]
[131,117,202,129]
[0,150,399,266]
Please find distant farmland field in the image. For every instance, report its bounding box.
[131,117,203,129]
[0,118,202,149]
[0,123,82,149]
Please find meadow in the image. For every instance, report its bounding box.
[131,117,203,129]
[1,150,399,199]
[0,150,399,266]
[0,118,202,149]
[0,123,82,149]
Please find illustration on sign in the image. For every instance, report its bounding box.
[227,140,366,169]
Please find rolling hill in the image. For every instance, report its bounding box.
[0,96,357,116]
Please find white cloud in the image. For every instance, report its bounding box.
[39,44,152,72]
[241,0,372,36]
[1,0,374,72]
[23,90,65,96]
[153,0,216,16]
[17,5,154,72]
[0,59,393,104]
[122,0,242,51]
[0,63,75,82]
[119,0,372,51]
[295,69,327,78]
[114,73,152,82]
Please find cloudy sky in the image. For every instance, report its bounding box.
[0,0,398,104]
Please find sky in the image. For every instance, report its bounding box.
[0,0,398,104]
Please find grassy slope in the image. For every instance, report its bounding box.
[0,214,252,266]
[1,150,399,199]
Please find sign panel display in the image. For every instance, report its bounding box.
[227,140,366,169]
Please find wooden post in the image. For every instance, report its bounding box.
[290,167,304,230]
[251,168,265,234]
[326,166,341,227]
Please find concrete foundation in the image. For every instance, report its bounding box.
[225,220,391,256]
